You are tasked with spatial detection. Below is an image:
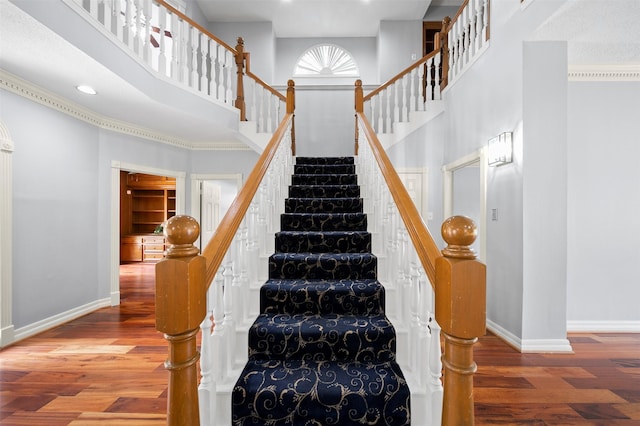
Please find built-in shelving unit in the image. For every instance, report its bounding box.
[120,172,176,263]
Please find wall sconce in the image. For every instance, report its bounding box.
[488,132,513,166]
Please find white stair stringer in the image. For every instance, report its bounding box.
[378,102,445,151]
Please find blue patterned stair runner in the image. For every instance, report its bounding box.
[232,157,411,425]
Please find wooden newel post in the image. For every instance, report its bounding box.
[235,37,247,121]
[155,215,206,426]
[354,79,363,155]
[435,215,486,425]
[286,79,296,156]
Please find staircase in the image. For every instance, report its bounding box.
[232,156,411,425]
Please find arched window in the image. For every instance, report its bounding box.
[294,44,359,77]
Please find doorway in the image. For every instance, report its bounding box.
[190,173,242,251]
[443,149,487,262]
[110,162,186,306]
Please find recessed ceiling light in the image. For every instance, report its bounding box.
[76,85,97,95]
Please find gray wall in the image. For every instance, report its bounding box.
[388,0,640,345]
[378,21,423,83]
[6,90,100,328]
[567,81,640,325]
[2,88,257,331]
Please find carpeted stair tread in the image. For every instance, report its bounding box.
[233,156,410,425]
[292,174,357,186]
[295,156,354,165]
[260,278,385,315]
[275,230,371,253]
[294,164,356,174]
[289,184,360,198]
[232,359,410,426]
[284,197,363,213]
[269,252,377,280]
[281,212,367,232]
[248,313,397,362]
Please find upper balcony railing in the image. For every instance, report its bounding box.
[362,0,490,141]
[66,0,285,137]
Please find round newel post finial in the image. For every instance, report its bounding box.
[441,215,477,259]
[164,215,200,258]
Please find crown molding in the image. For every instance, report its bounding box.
[568,64,640,81]
[0,69,249,151]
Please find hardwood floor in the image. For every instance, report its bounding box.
[1,263,639,425]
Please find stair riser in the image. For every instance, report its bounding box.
[291,174,357,186]
[294,164,356,174]
[275,231,371,253]
[269,253,377,280]
[284,197,363,213]
[281,213,367,232]
[248,313,397,362]
[232,360,410,426]
[260,279,385,315]
[296,157,355,165]
[289,185,360,198]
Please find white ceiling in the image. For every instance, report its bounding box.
[194,0,435,37]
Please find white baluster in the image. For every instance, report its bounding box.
[170,12,180,80]
[428,313,444,425]
[463,4,471,65]
[216,44,225,102]
[368,96,376,133]
[384,89,391,134]
[113,0,123,41]
[482,0,489,46]
[267,93,274,133]
[468,0,477,59]
[124,0,134,49]
[143,0,152,65]
[134,0,144,56]
[376,95,384,134]
[257,87,264,132]
[223,257,235,373]
[211,268,226,382]
[190,26,199,89]
[409,68,417,115]
[157,6,167,75]
[103,0,113,35]
[89,0,98,21]
[248,79,257,123]
[401,74,409,122]
[180,20,189,84]
[225,50,233,105]
[201,35,210,95]
[393,82,400,129]
[198,288,216,426]
[434,52,442,100]
[417,63,426,111]
[89,0,99,20]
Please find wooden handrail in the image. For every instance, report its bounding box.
[364,49,441,102]
[246,69,287,102]
[447,0,471,31]
[356,83,486,424]
[245,52,287,102]
[155,0,237,54]
[355,109,441,285]
[201,111,294,287]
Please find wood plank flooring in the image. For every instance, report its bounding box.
[1,263,639,425]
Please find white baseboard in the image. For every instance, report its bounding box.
[486,319,573,353]
[0,325,15,347]
[11,298,111,345]
[567,320,640,333]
